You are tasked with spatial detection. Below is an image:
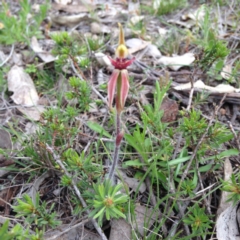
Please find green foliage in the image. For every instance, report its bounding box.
[152,0,187,15]
[221,173,240,205]
[66,76,91,112]
[183,205,213,238]
[195,7,229,76]
[0,0,49,45]
[141,81,170,134]
[87,180,129,226]
[0,220,29,240]
[62,148,103,184]
[180,110,207,147]
[13,193,61,230]
[25,64,55,92]
[51,32,103,70]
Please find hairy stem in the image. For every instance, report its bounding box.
[108,112,122,182]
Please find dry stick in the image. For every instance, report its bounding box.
[177,94,227,192]
[46,144,108,240]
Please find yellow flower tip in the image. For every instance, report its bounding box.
[118,23,125,45]
[116,23,128,59]
[115,44,128,59]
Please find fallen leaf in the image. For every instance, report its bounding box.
[0,129,12,163]
[52,3,91,13]
[145,44,161,58]
[130,16,144,25]
[7,65,44,120]
[221,64,234,81]
[125,38,150,55]
[91,22,111,34]
[95,52,112,67]
[174,79,240,93]
[0,129,12,150]
[50,13,91,26]
[216,202,240,240]
[158,53,195,71]
[8,65,39,106]
[109,218,131,240]
[109,204,158,239]
[44,223,101,240]
[133,204,158,236]
[158,27,168,36]
[160,96,178,122]
[217,158,233,216]
[181,5,206,22]
[31,37,56,63]
[54,0,72,5]
[17,106,45,121]
[119,170,146,193]
[128,1,140,15]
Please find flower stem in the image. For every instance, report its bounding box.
[108,112,123,182]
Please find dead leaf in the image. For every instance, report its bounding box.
[50,13,91,26]
[128,1,140,15]
[119,170,146,193]
[0,129,13,164]
[52,3,91,13]
[109,218,131,240]
[91,22,111,34]
[8,65,39,106]
[158,27,168,36]
[181,5,206,22]
[221,64,234,81]
[0,129,12,151]
[160,97,178,122]
[54,0,72,5]
[44,223,101,240]
[217,158,233,216]
[133,204,158,236]
[95,52,111,67]
[126,38,150,55]
[174,79,240,93]
[158,53,195,71]
[130,16,144,25]
[216,202,240,240]
[145,44,162,58]
[109,204,158,239]
[31,37,56,63]
[17,106,45,121]
[7,65,44,120]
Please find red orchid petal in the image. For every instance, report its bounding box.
[108,69,120,109]
[108,57,135,70]
[118,69,129,112]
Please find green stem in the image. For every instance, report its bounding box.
[108,112,122,182]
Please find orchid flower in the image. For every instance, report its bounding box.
[108,23,135,113]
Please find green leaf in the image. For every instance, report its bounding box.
[215,60,224,71]
[123,160,146,167]
[93,206,105,219]
[168,156,191,166]
[218,149,239,158]
[87,121,111,138]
